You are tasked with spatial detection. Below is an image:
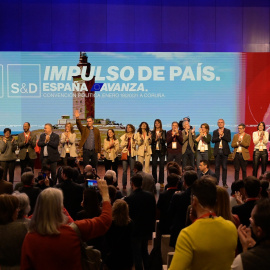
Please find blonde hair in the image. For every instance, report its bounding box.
[214,186,234,222]
[65,122,74,133]
[112,200,131,226]
[29,188,67,235]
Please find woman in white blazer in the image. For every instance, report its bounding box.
[60,123,77,165]
[135,122,152,173]
[120,124,137,190]
[104,129,119,180]
[252,121,269,177]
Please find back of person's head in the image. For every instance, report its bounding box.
[183,166,195,172]
[82,188,101,218]
[108,185,117,204]
[191,179,217,208]
[112,199,131,226]
[167,173,179,188]
[200,175,218,185]
[244,176,261,198]
[0,194,19,225]
[260,180,269,198]
[105,170,117,184]
[231,180,244,196]
[21,172,35,186]
[131,174,143,188]
[84,172,96,181]
[42,165,51,173]
[67,157,77,167]
[184,170,198,187]
[134,161,143,172]
[12,191,31,219]
[214,186,233,222]
[264,171,270,181]
[104,174,114,185]
[29,188,67,235]
[62,166,74,180]
[84,165,93,173]
[23,167,33,173]
[167,161,181,176]
[253,198,270,238]
[0,166,3,180]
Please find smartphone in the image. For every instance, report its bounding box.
[87,179,98,189]
[43,173,47,179]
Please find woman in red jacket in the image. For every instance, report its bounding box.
[21,180,112,270]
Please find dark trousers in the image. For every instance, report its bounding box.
[215,149,229,185]
[104,158,118,181]
[167,152,182,166]
[152,151,165,184]
[196,150,208,172]
[122,156,135,187]
[234,152,247,181]
[253,149,268,177]
[182,148,195,170]
[83,149,98,171]
[1,160,15,183]
[20,152,35,174]
[42,158,57,185]
[132,235,150,270]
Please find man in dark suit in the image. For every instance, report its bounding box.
[168,170,198,248]
[55,166,84,220]
[198,160,217,182]
[0,166,13,194]
[232,176,260,227]
[38,123,60,185]
[125,174,156,270]
[212,119,231,188]
[18,122,37,174]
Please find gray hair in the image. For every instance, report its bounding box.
[29,188,67,235]
[105,170,117,183]
[12,191,31,219]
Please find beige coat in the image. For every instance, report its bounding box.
[135,132,152,157]
[103,139,119,160]
[120,134,137,157]
[231,133,251,160]
[60,133,77,158]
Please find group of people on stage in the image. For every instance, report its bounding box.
[0,112,269,188]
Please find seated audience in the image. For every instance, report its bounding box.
[18,172,41,215]
[55,166,84,220]
[12,191,31,224]
[232,176,260,227]
[35,166,53,190]
[104,173,123,200]
[168,170,198,248]
[157,173,179,234]
[105,200,134,270]
[165,162,182,190]
[0,166,13,195]
[231,198,270,270]
[108,185,117,204]
[230,180,245,209]
[105,169,118,187]
[169,179,238,270]
[0,194,28,269]
[21,180,112,270]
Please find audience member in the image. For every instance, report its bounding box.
[125,174,156,270]
[260,180,269,198]
[55,166,84,220]
[231,199,270,270]
[105,169,117,187]
[230,180,245,209]
[21,180,112,270]
[169,179,237,270]
[105,200,134,270]
[198,159,217,181]
[104,174,123,200]
[0,166,13,195]
[108,185,117,204]
[12,191,31,223]
[0,194,28,269]
[157,173,179,235]
[168,170,198,248]
[232,176,261,227]
[134,161,156,195]
[18,172,41,215]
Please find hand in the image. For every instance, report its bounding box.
[97,179,110,202]
[3,138,6,143]
[238,224,256,252]
[11,138,15,143]
[238,136,242,142]
[75,109,80,118]
[98,153,101,159]
[235,191,243,205]
[45,135,50,143]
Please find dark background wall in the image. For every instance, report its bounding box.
[0,0,269,52]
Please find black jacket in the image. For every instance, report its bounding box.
[212,128,231,156]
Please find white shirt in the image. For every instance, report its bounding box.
[252,131,269,150]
